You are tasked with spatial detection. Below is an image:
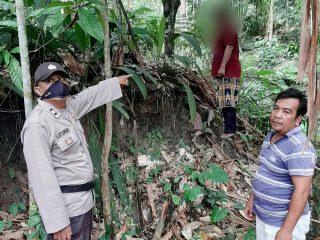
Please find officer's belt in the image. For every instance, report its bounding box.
[60,180,95,193]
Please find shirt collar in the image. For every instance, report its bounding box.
[285,126,301,137]
[37,98,62,119]
[267,126,301,141]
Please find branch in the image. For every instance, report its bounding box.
[152,201,169,240]
[117,0,145,70]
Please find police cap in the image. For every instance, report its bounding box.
[34,62,69,85]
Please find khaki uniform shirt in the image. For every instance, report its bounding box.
[21,78,122,234]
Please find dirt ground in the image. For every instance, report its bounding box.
[0,109,27,212]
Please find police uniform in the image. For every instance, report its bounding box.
[21,77,122,234]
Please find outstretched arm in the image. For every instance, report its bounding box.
[69,75,131,118]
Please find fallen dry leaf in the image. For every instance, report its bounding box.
[181,221,202,240]
[1,230,25,240]
[0,211,9,220]
[114,225,127,240]
[146,183,157,218]
[159,231,173,240]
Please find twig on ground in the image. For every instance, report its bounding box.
[152,201,168,240]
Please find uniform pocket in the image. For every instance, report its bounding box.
[56,132,78,152]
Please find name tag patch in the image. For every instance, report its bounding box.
[56,128,70,139]
[65,137,75,146]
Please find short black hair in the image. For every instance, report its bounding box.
[275,88,307,116]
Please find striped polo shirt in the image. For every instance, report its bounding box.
[252,126,316,227]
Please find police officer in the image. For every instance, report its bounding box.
[21,62,130,240]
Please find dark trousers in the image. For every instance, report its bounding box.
[222,107,236,134]
[47,209,92,240]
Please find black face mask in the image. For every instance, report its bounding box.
[41,80,70,100]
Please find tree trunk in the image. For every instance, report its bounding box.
[267,0,275,41]
[15,0,35,237]
[16,0,32,116]
[179,0,187,31]
[127,0,132,10]
[161,0,181,63]
[180,0,186,18]
[307,0,318,140]
[100,0,113,237]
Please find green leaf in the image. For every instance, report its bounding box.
[182,83,196,124]
[46,1,74,8]
[8,167,15,179]
[7,56,23,95]
[27,228,40,240]
[42,6,68,15]
[139,68,159,85]
[171,193,181,206]
[0,220,5,232]
[117,66,147,99]
[9,203,18,216]
[163,182,172,192]
[234,202,245,210]
[10,47,20,54]
[174,54,192,67]
[0,32,12,46]
[112,100,130,120]
[157,16,165,56]
[109,156,131,214]
[175,32,202,56]
[43,12,65,37]
[39,227,47,239]
[256,70,275,76]
[137,34,153,47]
[18,202,26,210]
[0,20,17,29]
[75,23,89,53]
[244,227,256,240]
[28,214,41,227]
[132,26,153,47]
[183,184,203,202]
[211,205,228,223]
[77,8,104,42]
[132,27,152,35]
[0,77,23,97]
[3,50,10,65]
[202,164,229,183]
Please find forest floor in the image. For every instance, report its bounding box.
[0,68,318,239]
[0,98,264,240]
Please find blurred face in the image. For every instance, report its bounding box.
[34,73,70,98]
[270,98,303,136]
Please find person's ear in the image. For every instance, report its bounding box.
[34,85,42,97]
[295,115,303,126]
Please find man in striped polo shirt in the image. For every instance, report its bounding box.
[245,88,316,240]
